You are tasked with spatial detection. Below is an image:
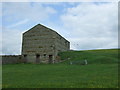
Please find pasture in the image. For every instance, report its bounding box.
[2,49,119,88]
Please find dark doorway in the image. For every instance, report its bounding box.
[49,55,53,64]
[36,54,40,63]
[23,54,27,63]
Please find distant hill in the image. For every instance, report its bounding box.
[58,49,119,64]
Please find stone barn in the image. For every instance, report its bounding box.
[22,24,70,64]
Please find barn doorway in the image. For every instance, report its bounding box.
[49,55,53,64]
[36,54,40,63]
[23,54,27,63]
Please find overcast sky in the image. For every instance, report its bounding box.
[1,2,118,55]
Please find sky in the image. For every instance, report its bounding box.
[1,2,118,55]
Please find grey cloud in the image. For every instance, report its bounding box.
[61,2,118,50]
[2,27,24,55]
[2,2,57,24]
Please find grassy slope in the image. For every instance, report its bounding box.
[2,49,119,88]
[58,49,118,64]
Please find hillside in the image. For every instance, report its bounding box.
[58,49,119,64]
[2,49,118,88]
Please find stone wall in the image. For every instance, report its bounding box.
[21,24,70,64]
[1,55,24,64]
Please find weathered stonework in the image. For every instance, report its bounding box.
[1,55,23,64]
[22,24,70,64]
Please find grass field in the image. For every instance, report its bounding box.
[59,49,118,64]
[2,49,119,88]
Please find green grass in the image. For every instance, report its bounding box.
[58,49,118,64]
[2,49,119,88]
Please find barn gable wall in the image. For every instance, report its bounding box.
[21,24,70,64]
